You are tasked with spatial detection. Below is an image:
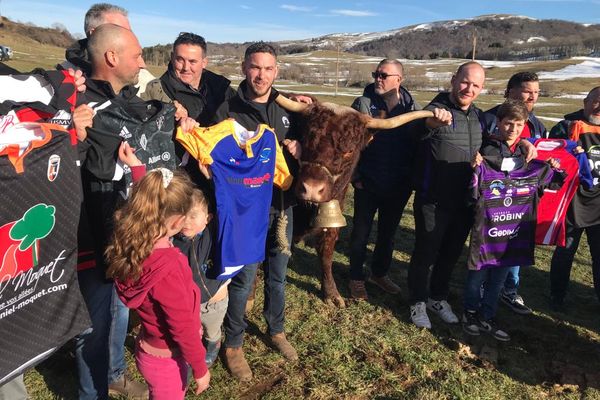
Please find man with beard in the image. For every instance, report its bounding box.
[482,72,547,316]
[348,59,420,300]
[549,86,600,309]
[212,41,301,381]
[71,24,148,400]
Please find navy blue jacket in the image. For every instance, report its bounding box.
[483,104,547,139]
[351,84,420,195]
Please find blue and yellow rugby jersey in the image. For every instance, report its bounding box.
[177,119,292,279]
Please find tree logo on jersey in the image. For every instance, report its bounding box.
[47,154,61,182]
[0,204,56,283]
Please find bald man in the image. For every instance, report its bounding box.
[72,23,147,400]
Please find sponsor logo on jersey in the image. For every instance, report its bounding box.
[47,155,60,182]
[489,180,505,197]
[140,134,148,151]
[516,187,530,195]
[226,172,272,188]
[0,113,17,134]
[490,211,524,222]
[259,148,272,163]
[503,197,513,207]
[49,110,72,126]
[588,145,600,173]
[229,157,240,165]
[0,204,56,283]
[488,226,520,239]
[119,126,132,139]
[282,116,290,128]
[148,155,161,164]
[536,140,563,151]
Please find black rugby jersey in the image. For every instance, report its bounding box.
[0,123,90,384]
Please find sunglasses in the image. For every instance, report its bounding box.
[372,71,400,80]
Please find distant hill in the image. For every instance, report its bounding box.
[277,14,600,61]
[0,16,76,48]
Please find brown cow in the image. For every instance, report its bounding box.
[276,95,432,307]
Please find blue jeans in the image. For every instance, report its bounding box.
[463,267,511,320]
[263,207,293,336]
[503,266,520,296]
[75,267,113,400]
[108,287,129,384]
[224,262,260,348]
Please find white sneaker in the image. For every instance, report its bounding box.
[426,299,459,324]
[410,302,432,329]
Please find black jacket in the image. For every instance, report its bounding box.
[549,109,585,139]
[415,92,484,210]
[213,81,299,210]
[483,104,547,139]
[63,39,92,75]
[155,66,235,125]
[351,84,420,195]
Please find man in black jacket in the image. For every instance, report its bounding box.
[408,62,485,329]
[142,32,234,126]
[213,42,301,381]
[72,24,148,400]
[348,59,420,300]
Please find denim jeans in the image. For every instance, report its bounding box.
[263,207,293,336]
[503,266,520,296]
[464,267,512,320]
[550,221,600,302]
[108,287,129,384]
[75,267,113,400]
[224,262,260,348]
[349,186,412,281]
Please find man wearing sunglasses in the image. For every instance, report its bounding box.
[348,59,420,300]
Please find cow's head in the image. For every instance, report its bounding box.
[276,95,432,203]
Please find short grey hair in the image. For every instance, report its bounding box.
[84,3,128,35]
[377,58,404,76]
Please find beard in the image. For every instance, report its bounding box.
[588,114,600,125]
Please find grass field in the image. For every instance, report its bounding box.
[3,38,599,400]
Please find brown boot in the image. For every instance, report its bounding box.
[108,373,149,399]
[368,275,401,294]
[270,332,298,361]
[223,347,253,381]
[349,279,369,300]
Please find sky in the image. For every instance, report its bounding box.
[1,0,599,47]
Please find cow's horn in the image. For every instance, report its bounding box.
[366,110,434,130]
[275,94,310,113]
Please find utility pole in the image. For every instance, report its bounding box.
[472,29,477,60]
[335,39,340,97]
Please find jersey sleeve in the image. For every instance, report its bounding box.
[273,138,293,190]
[176,122,231,165]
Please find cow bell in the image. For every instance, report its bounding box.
[311,199,347,229]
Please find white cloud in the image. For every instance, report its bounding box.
[330,9,377,17]
[240,5,251,10]
[281,4,313,12]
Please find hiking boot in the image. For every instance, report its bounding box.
[462,310,481,336]
[349,279,369,300]
[479,318,511,342]
[223,347,253,381]
[108,373,149,399]
[500,291,532,315]
[270,333,298,361]
[368,275,401,294]
[410,302,431,329]
[426,299,459,324]
[204,340,221,368]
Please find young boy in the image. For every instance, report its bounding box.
[173,189,230,367]
[462,99,561,341]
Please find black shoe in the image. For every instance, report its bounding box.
[500,291,532,315]
[462,310,481,336]
[479,318,511,342]
[550,295,565,312]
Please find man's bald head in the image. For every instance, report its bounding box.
[87,24,145,93]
